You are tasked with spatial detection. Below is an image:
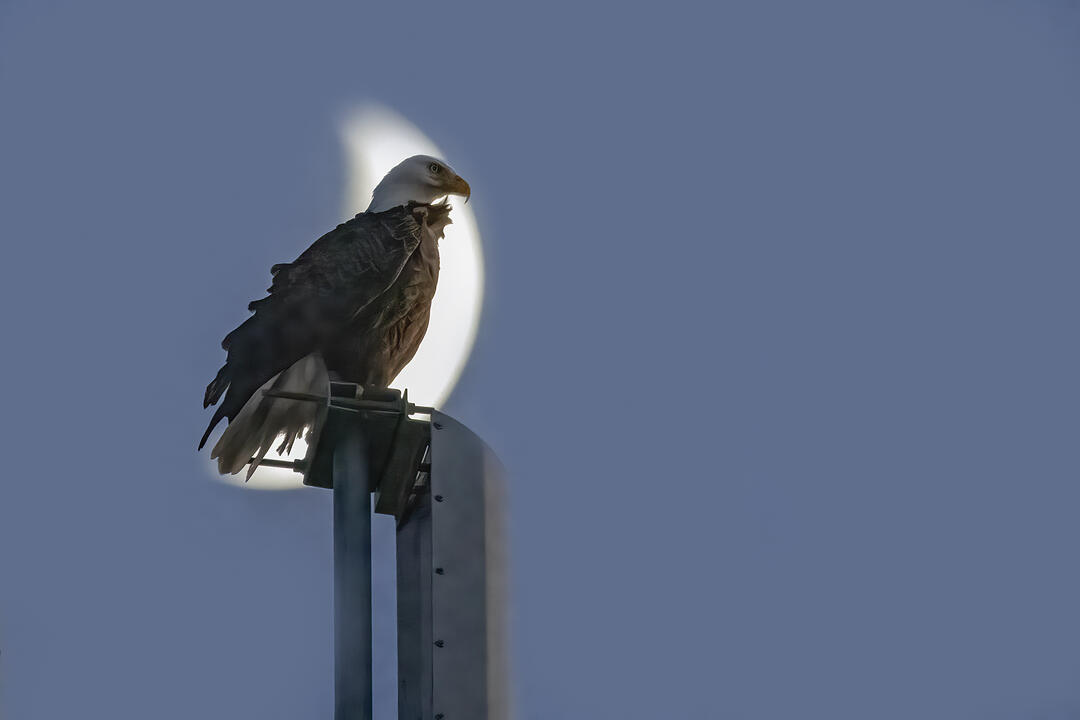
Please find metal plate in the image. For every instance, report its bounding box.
[428,411,510,720]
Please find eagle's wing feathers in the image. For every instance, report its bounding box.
[199,206,425,449]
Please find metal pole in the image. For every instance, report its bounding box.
[333,421,372,720]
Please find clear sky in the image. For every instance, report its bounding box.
[2,1,1080,718]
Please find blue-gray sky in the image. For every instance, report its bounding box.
[2,1,1080,718]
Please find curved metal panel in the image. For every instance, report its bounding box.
[422,412,509,720]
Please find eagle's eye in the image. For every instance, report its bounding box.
[429,162,441,174]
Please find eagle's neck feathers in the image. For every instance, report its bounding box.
[368,182,441,213]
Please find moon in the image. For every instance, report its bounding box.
[211,103,485,490]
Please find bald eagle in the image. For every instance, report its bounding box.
[199,155,471,477]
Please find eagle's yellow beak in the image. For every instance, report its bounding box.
[445,173,471,204]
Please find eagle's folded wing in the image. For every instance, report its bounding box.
[199,206,425,449]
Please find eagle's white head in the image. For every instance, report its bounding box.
[367,154,471,212]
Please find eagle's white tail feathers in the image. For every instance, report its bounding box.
[210,354,329,478]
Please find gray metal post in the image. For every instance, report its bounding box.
[429,411,510,720]
[333,422,372,720]
[288,386,508,719]
[396,411,509,720]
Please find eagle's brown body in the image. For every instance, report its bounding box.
[199,201,452,473]
[324,202,447,386]
[200,152,470,477]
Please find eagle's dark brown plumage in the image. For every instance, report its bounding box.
[199,154,469,476]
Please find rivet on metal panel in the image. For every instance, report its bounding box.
[434,495,444,502]
[434,639,445,648]
[432,421,443,430]
[435,714,444,719]
[435,567,445,575]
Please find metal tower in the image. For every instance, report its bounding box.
[259,382,509,720]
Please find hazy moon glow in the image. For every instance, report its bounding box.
[213,104,484,490]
